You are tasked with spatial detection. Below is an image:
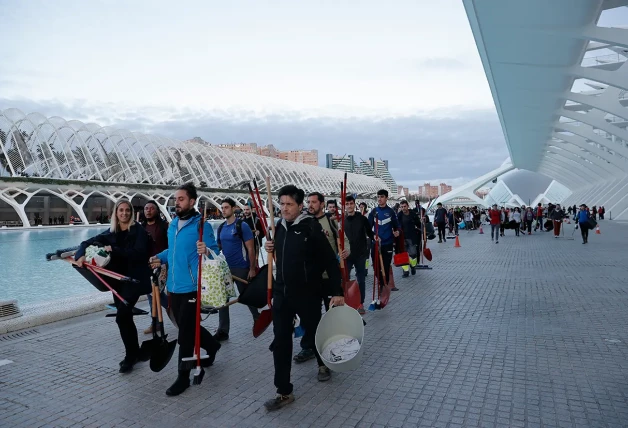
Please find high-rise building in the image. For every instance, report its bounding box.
[326,154,356,172]
[215,142,259,155]
[418,183,440,199]
[259,144,281,159]
[279,149,318,166]
[209,142,317,165]
[439,183,452,195]
[325,153,398,195]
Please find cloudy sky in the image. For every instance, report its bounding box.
[0,0,513,190]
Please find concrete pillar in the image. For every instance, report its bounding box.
[43,196,50,222]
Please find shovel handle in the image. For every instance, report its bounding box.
[265,176,276,308]
[85,264,129,305]
[231,275,249,285]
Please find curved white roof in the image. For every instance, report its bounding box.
[0,108,388,195]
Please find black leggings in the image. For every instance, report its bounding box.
[114,292,140,358]
[526,220,532,233]
[170,291,221,375]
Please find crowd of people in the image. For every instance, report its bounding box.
[71,183,605,411]
[422,202,602,245]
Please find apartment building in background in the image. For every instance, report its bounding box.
[326,154,398,195]
[419,182,453,198]
[204,140,317,166]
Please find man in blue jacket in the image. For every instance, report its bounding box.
[368,189,400,291]
[150,183,222,397]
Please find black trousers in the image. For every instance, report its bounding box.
[579,222,589,242]
[526,220,532,233]
[436,222,446,241]
[272,292,324,395]
[114,293,140,358]
[170,291,220,375]
[372,243,393,289]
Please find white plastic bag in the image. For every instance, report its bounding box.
[200,249,236,308]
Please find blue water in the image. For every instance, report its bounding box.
[0,222,223,306]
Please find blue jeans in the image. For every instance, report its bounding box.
[346,254,368,305]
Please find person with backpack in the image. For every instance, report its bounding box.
[242,204,263,264]
[215,198,259,341]
[368,189,400,290]
[263,185,344,411]
[577,204,591,244]
[344,194,374,314]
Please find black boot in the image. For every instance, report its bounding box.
[166,372,190,396]
[119,355,138,373]
[201,342,221,367]
[402,271,409,278]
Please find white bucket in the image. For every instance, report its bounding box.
[315,305,364,372]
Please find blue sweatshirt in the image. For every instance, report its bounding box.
[156,213,220,294]
[368,205,399,245]
[577,210,589,224]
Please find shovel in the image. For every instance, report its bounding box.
[139,284,159,361]
[150,281,177,372]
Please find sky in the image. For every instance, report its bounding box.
[0,0,511,190]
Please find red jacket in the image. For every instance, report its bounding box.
[489,209,501,225]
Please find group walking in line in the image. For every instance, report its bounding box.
[64,181,439,411]
[62,180,604,411]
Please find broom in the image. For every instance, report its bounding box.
[181,203,209,385]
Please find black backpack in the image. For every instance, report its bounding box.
[216,219,245,250]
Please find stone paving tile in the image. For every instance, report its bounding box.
[1,220,628,427]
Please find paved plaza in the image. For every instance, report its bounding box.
[1,220,628,427]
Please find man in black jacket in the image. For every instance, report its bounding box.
[397,200,421,277]
[344,195,373,314]
[264,185,344,411]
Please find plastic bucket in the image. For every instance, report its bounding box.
[315,305,364,372]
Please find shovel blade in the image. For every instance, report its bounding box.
[343,280,361,310]
[253,309,272,338]
[150,337,177,372]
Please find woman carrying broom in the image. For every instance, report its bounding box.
[75,199,152,373]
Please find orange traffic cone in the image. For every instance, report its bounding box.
[479,226,484,234]
[454,235,461,247]
[596,225,601,234]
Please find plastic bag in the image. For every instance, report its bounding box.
[85,245,111,267]
[200,249,236,308]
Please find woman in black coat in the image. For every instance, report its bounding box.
[75,199,151,373]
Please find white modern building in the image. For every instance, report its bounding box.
[0,109,389,226]
[436,0,628,220]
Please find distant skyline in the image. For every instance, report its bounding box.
[6,1,622,188]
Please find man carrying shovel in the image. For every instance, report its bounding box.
[263,185,344,411]
[150,183,222,397]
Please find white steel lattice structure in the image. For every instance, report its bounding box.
[461,0,628,220]
[0,109,389,226]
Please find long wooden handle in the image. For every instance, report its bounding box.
[265,176,275,307]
